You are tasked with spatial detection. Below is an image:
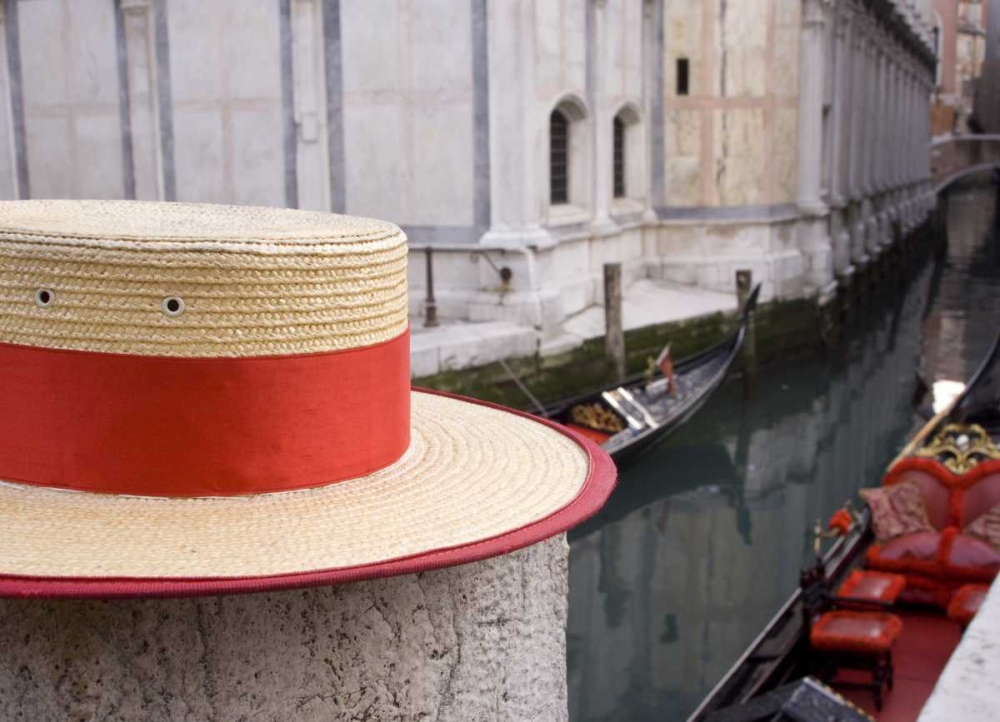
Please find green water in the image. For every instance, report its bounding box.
[566,183,1000,722]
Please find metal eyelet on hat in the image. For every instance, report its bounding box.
[161,296,185,317]
[34,288,55,308]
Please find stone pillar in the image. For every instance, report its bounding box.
[480,0,547,248]
[120,0,163,200]
[848,15,868,266]
[797,0,827,216]
[642,0,663,219]
[862,29,876,198]
[876,47,888,194]
[797,0,834,299]
[830,6,853,279]
[889,53,900,190]
[906,63,916,222]
[874,42,890,247]
[863,35,881,258]
[590,0,613,232]
[0,537,571,722]
[0,2,19,200]
[289,0,330,212]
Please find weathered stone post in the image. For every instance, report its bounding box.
[0,538,570,722]
[604,262,626,382]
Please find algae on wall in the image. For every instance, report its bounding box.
[414,297,822,410]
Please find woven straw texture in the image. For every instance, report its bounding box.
[0,200,408,356]
[0,392,589,578]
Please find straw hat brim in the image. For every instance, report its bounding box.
[0,389,615,599]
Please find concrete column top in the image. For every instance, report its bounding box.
[0,537,571,722]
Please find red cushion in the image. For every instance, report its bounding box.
[949,534,1000,570]
[947,584,990,626]
[963,474,1000,528]
[889,470,952,529]
[810,611,903,654]
[564,423,611,445]
[836,570,906,603]
[861,481,935,541]
[870,531,941,562]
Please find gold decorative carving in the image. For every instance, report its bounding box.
[570,403,625,434]
[915,423,1000,474]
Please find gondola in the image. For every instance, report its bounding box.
[544,284,761,462]
[686,322,1000,722]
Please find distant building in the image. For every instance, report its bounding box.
[975,0,1000,130]
[932,0,990,134]
[0,0,937,342]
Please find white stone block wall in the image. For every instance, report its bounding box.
[0,0,938,338]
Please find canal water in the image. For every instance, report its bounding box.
[566,182,1000,722]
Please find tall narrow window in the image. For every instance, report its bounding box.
[550,109,569,204]
[613,115,626,198]
[676,58,689,96]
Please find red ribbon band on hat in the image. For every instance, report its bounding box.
[0,330,410,497]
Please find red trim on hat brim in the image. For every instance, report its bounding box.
[0,388,617,599]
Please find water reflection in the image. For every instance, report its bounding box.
[567,182,1000,722]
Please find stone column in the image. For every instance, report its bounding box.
[863,35,881,257]
[290,0,330,212]
[0,537,571,722]
[0,2,19,200]
[590,0,614,232]
[480,0,547,248]
[120,0,163,200]
[830,6,853,278]
[797,0,835,299]
[906,65,917,225]
[642,0,663,220]
[891,52,903,229]
[874,42,890,247]
[848,14,868,266]
[797,0,827,216]
[890,53,906,190]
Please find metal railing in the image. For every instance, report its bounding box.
[406,243,545,329]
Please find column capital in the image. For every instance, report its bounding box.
[802,0,828,29]
[835,8,853,37]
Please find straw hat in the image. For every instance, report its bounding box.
[0,200,615,598]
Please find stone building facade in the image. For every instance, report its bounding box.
[931,0,990,134]
[975,0,1000,131]
[0,0,937,342]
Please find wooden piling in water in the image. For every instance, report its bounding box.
[424,247,439,328]
[604,263,626,383]
[736,270,757,399]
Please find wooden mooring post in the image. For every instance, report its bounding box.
[604,263,626,383]
[736,270,757,399]
[424,247,439,328]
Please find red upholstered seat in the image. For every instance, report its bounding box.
[564,423,611,445]
[871,531,940,562]
[947,584,990,627]
[810,611,904,654]
[836,570,906,604]
[949,534,1000,571]
[866,531,941,578]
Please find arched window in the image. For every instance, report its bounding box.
[613,116,626,198]
[612,104,641,203]
[550,109,570,204]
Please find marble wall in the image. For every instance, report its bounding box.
[0,0,940,338]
